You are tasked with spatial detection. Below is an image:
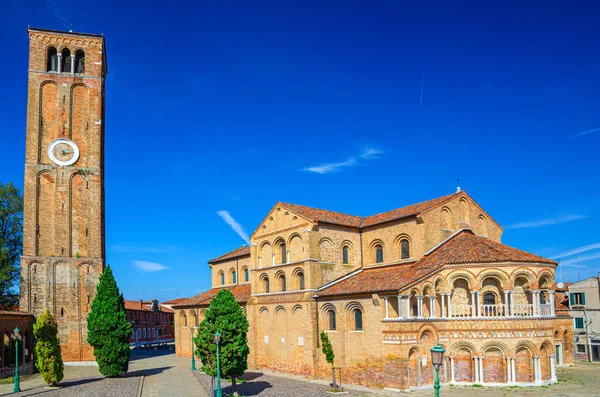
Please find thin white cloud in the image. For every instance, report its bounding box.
[132,260,170,272]
[551,242,600,259]
[558,252,600,268]
[44,0,71,29]
[303,158,357,174]
[109,244,182,253]
[573,127,600,138]
[303,147,385,174]
[504,214,587,229]
[217,210,251,245]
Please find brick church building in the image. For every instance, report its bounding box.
[174,191,573,390]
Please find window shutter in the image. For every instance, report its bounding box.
[581,293,586,305]
[570,293,574,305]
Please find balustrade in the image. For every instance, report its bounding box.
[480,304,505,317]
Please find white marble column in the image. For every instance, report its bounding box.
[504,290,510,317]
[511,358,516,383]
[450,357,456,382]
[509,291,515,316]
[441,294,446,318]
[549,354,557,382]
[476,292,482,318]
[532,290,539,316]
[506,357,512,383]
[429,296,436,318]
[417,296,424,318]
[470,291,477,317]
[533,356,540,383]
[447,293,453,318]
[271,254,275,266]
[384,296,389,319]
[474,357,480,383]
[397,295,403,318]
[549,290,556,316]
[70,55,75,74]
[57,53,63,73]
[405,295,411,318]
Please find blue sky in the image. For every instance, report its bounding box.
[1,0,599,302]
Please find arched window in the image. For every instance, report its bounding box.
[354,309,363,331]
[61,48,71,73]
[75,50,85,74]
[281,242,287,264]
[328,310,337,330]
[483,293,496,305]
[342,246,349,264]
[244,268,249,282]
[232,270,237,283]
[143,328,147,338]
[375,245,383,263]
[280,275,286,292]
[401,239,410,259]
[220,272,225,285]
[264,277,270,293]
[47,47,58,72]
[182,313,187,327]
[298,272,305,290]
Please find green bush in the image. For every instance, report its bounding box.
[33,309,64,386]
[87,265,131,377]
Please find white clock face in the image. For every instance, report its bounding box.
[47,138,80,166]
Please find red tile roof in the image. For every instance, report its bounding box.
[279,192,461,228]
[209,246,250,264]
[161,298,189,305]
[173,284,251,308]
[123,299,173,313]
[318,229,556,297]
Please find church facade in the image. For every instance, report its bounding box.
[19,28,107,362]
[175,191,573,390]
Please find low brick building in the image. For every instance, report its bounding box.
[568,275,600,362]
[175,190,573,390]
[0,311,35,369]
[124,300,174,347]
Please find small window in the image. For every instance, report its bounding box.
[220,272,225,285]
[60,307,64,317]
[401,239,410,259]
[342,246,349,264]
[264,277,270,293]
[47,47,58,72]
[570,292,585,305]
[299,272,305,290]
[61,48,71,73]
[281,275,286,292]
[245,268,249,282]
[281,243,287,264]
[328,310,336,331]
[375,245,383,263]
[577,344,587,353]
[354,309,363,331]
[483,293,496,305]
[75,50,85,74]
[232,271,237,283]
[575,317,584,329]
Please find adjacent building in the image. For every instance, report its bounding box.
[174,190,573,390]
[124,300,175,347]
[568,275,600,362]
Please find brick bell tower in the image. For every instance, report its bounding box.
[20,28,107,362]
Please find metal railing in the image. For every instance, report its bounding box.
[0,361,35,380]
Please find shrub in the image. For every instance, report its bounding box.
[33,309,64,386]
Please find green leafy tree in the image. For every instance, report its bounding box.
[320,331,338,390]
[87,265,131,377]
[0,182,23,308]
[33,309,64,386]
[195,289,249,396]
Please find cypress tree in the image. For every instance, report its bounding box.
[195,289,249,396]
[320,331,338,390]
[87,265,131,377]
[33,309,64,386]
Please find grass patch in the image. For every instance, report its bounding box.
[472,383,483,388]
[0,377,13,385]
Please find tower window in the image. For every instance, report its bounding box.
[401,239,410,259]
[60,307,64,317]
[47,47,58,72]
[244,268,249,282]
[232,271,237,284]
[342,246,349,264]
[264,277,270,293]
[281,243,287,264]
[75,50,85,74]
[280,275,286,292]
[220,272,225,285]
[298,272,305,290]
[61,48,71,73]
[354,309,363,331]
[328,310,336,331]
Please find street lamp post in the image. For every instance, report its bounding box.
[13,328,21,393]
[215,331,222,397]
[190,327,196,371]
[430,343,445,397]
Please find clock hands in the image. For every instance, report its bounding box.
[61,149,74,155]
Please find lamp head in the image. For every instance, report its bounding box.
[430,343,445,367]
[214,331,221,344]
[13,328,20,338]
